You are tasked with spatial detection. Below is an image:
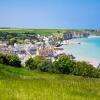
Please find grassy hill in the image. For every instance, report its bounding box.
[0,28,65,36]
[0,64,100,100]
[0,28,100,36]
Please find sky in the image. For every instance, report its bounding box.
[0,0,100,29]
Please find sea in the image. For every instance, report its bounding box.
[62,36,100,67]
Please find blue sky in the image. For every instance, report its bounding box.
[0,0,100,29]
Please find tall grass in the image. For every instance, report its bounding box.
[0,64,100,100]
[0,28,65,36]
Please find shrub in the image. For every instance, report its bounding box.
[25,58,36,70]
[91,68,100,78]
[25,55,100,78]
[37,60,53,72]
[7,54,21,67]
[33,56,46,68]
[52,55,75,74]
[72,61,94,77]
[25,56,50,71]
[0,53,21,67]
[0,53,9,64]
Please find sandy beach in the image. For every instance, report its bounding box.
[75,56,99,67]
[88,36,100,38]
[63,47,100,67]
[62,36,100,67]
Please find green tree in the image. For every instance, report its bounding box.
[37,60,52,72]
[8,38,17,45]
[25,58,36,70]
[72,61,94,77]
[7,54,21,67]
[25,56,53,72]
[6,35,13,40]
[0,53,8,64]
[52,55,75,74]
[91,68,100,78]
[0,53,21,67]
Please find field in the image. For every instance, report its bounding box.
[0,28,100,36]
[0,64,100,100]
[0,28,65,36]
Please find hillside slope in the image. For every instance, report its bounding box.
[0,64,100,100]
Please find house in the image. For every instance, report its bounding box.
[37,48,53,57]
[0,43,12,53]
[28,47,37,55]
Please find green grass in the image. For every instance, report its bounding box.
[0,28,65,36]
[0,28,100,36]
[0,64,100,100]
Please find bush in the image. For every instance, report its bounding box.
[0,53,9,64]
[52,55,75,74]
[91,68,100,78]
[0,53,21,67]
[25,55,100,78]
[25,58,36,70]
[25,56,51,71]
[7,54,21,67]
[26,56,48,71]
[33,56,46,68]
[37,60,53,72]
[72,61,95,77]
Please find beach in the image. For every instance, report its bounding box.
[62,36,100,67]
[63,50,99,67]
[88,36,100,38]
[75,56,99,67]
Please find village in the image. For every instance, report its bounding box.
[0,31,91,65]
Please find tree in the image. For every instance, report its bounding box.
[72,61,94,77]
[25,58,36,70]
[6,35,13,40]
[7,54,21,67]
[0,53,8,64]
[8,38,17,45]
[25,56,46,70]
[52,55,75,74]
[91,68,100,78]
[37,60,52,72]
[25,55,100,78]
[25,56,53,72]
[0,53,21,67]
